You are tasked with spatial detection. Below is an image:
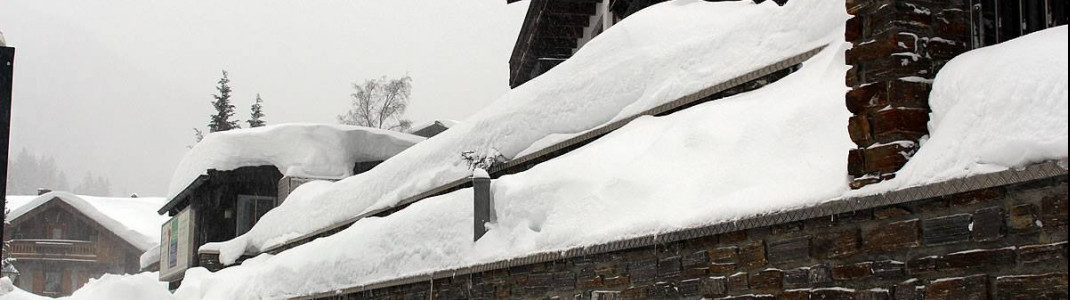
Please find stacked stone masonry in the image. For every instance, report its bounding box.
[318,175,1067,300]
[844,0,972,188]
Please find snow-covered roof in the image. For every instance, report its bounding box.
[173,9,1068,300]
[139,244,161,270]
[6,192,169,252]
[207,0,847,262]
[409,119,458,134]
[166,123,425,201]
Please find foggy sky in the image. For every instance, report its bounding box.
[1,0,529,196]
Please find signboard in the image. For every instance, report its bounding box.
[159,207,195,281]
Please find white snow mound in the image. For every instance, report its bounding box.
[172,0,854,297]
[857,25,1069,193]
[213,0,850,260]
[167,123,424,200]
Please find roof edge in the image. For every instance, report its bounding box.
[159,175,208,215]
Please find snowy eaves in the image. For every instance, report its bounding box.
[166,123,425,201]
[6,192,169,251]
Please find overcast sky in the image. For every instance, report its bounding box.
[1,0,529,196]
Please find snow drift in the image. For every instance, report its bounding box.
[166,123,424,200]
[171,0,858,297]
[174,6,1066,300]
[855,25,1069,194]
[210,0,849,262]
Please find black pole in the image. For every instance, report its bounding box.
[1,46,14,260]
[472,171,494,242]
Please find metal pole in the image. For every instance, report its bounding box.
[1,46,14,261]
[471,169,494,242]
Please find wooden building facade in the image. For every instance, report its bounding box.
[155,166,283,287]
[4,194,146,297]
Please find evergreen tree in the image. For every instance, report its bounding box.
[74,172,111,196]
[4,149,72,194]
[208,70,240,132]
[247,93,266,128]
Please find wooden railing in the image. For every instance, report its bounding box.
[8,239,98,260]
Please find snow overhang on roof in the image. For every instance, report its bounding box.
[166,123,425,203]
[7,192,167,252]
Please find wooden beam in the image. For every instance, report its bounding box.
[532,37,578,49]
[545,2,597,16]
[531,46,574,58]
[536,23,586,39]
[541,14,590,27]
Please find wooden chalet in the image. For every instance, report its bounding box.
[3,191,165,297]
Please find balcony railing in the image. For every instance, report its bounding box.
[8,239,98,260]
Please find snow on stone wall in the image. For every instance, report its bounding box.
[855,25,1069,194]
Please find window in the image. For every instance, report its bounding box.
[971,0,1068,48]
[236,195,276,236]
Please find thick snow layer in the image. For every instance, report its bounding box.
[0,273,172,300]
[62,273,172,300]
[212,0,849,261]
[166,123,424,200]
[6,192,169,251]
[855,26,1069,194]
[173,3,853,297]
[140,244,161,270]
[409,119,459,133]
[0,278,45,300]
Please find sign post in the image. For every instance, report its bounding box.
[159,208,195,283]
[1,45,14,261]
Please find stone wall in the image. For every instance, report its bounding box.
[844,0,971,188]
[312,173,1067,300]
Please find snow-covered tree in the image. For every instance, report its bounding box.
[208,70,240,132]
[4,149,72,195]
[338,76,413,132]
[247,93,266,128]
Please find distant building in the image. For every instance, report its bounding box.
[3,191,166,297]
[409,120,458,138]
